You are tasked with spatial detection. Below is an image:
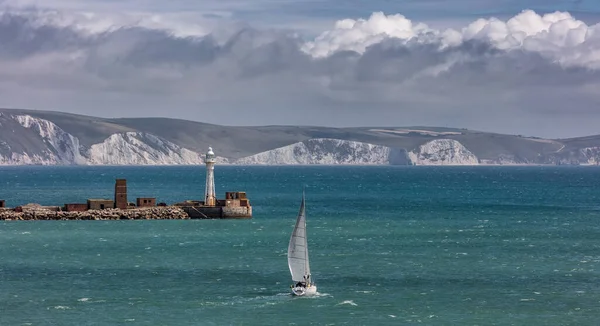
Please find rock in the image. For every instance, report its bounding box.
[0,206,190,220]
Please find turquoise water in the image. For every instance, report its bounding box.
[1,166,600,325]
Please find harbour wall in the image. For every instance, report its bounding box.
[0,206,189,221]
[0,179,253,220]
[181,205,252,219]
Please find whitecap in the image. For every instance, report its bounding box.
[77,298,90,302]
[337,300,357,306]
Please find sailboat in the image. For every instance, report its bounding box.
[288,189,317,296]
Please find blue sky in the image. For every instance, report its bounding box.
[0,0,599,137]
[6,0,600,31]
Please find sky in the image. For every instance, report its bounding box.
[0,1,600,138]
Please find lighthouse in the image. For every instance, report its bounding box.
[204,146,216,206]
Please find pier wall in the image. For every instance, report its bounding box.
[0,206,189,221]
[223,206,252,219]
[180,206,252,219]
[181,206,222,219]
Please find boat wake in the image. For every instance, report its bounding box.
[203,293,293,308]
[290,291,330,298]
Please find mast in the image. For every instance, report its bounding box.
[302,188,310,279]
[204,146,216,206]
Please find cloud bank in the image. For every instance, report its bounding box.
[0,8,599,138]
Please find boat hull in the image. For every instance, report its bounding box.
[291,285,317,296]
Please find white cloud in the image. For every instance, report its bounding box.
[0,8,597,137]
[304,10,600,69]
[302,12,432,57]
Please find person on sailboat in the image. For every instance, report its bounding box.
[294,276,307,288]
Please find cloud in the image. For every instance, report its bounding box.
[0,9,598,138]
[303,10,600,69]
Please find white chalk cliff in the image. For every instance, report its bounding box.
[0,115,483,166]
[580,147,600,165]
[234,138,480,165]
[408,139,479,165]
[0,114,205,165]
[3,113,598,166]
[0,114,84,165]
[234,138,393,165]
[86,132,203,165]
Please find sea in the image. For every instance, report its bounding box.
[1,165,600,325]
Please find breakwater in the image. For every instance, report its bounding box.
[0,177,252,220]
[0,205,189,221]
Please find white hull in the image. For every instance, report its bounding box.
[291,284,317,296]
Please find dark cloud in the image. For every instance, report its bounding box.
[0,13,86,57]
[0,10,598,138]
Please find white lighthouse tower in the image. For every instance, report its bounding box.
[204,146,216,206]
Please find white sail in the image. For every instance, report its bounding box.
[288,191,310,283]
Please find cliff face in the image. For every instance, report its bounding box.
[408,139,480,165]
[87,132,202,165]
[234,138,399,165]
[0,113,84,165]
[0,114,205,165]
[2,109,600,166]
[541,147,600,165]
[578,147,600,165]
[234,138,475,166]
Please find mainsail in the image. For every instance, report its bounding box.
[288,191,310,283]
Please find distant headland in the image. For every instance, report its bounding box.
[1,108,600,166]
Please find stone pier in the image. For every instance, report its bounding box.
[0,206,190,221]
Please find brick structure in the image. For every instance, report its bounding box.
[64,203,88,212]
[224,192,250,207]
[0,200,5,208]
[88,199,114,210]
[136,198,156,207]
[114,179,127,209]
